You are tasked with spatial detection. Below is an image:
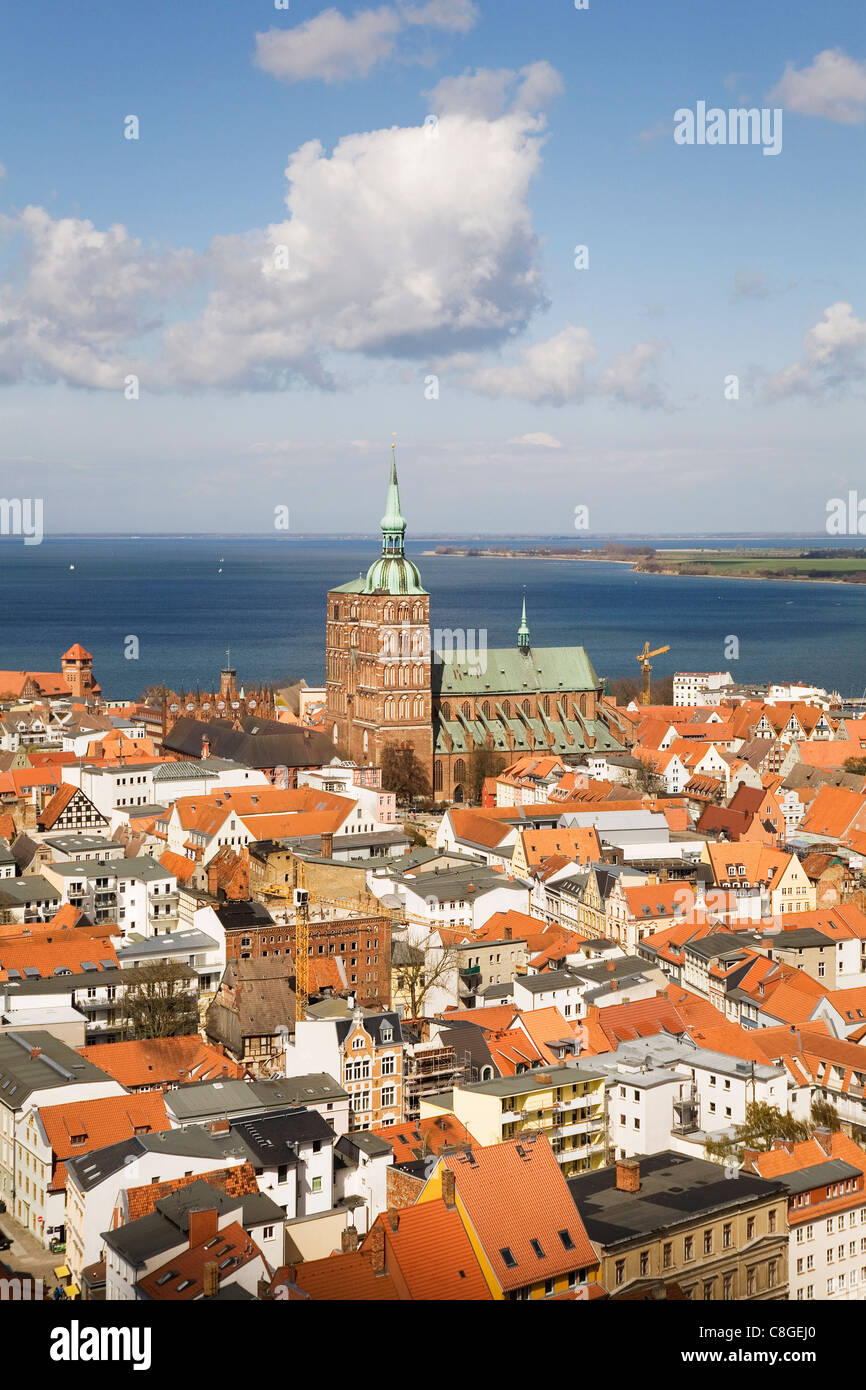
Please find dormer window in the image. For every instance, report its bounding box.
[381,1026,393,1043]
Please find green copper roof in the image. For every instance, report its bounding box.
[433,714,623,757]
[517,592,530,650]
[380,447,406,532]
[363,447,427,596]
[432,645,599,697]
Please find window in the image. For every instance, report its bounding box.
[723,1222,732,1249]
[381,1085,395,1108]
[703,1229,713,1255]
[747,1267,756,1296]
[311,1177,322,1194]
[683,1235,694,1262]
[558,1230,575,1251]
[703,1279,714,1300]
[768,1259,777,1287]
[530,1238,545,1260]
[382,1054,395,1075]
[663,1242,672,1270]
[639,1250,649,1276]
[263,1226,275,1240]
[614,1259,625,1286]
[500,1247,518,1269]
[746,1216,756,1239]
[768,1209,777,1233]
[723,1272,734,1299]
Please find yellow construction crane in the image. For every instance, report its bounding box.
[293,888,310,1021]
[636,641,670,706]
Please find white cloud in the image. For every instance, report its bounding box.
[401,0,479,31]
[456,327,666,409]
[427,61,563,119]
[255,7,401,84]
[0,206,198,388]
[765,301,866,399]
[768,48,866,124]
[0,104,550,390]
[459,325,597,405]
[600,341,666,409]
[255,0,479,85]
[509,432,562,448]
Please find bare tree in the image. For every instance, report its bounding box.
[121,961,199,1039]
[392,932,461,1017]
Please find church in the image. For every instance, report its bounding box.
[325,451,627,802]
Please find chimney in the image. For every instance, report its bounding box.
[741,1146,760,1171]
[341,1225,359,1254]
[321,831,333,858]
[201,733,210,760]
[615,1158,640,1193]
[773,1138,795,1154]
[202,1260,219,1297]
[368,1223,385,1276]
[189,1207,219,1250]
[813,1126,832,1155]
[29,1046,42,1060]
[208,1118,230,1135]
[609,979,618,991]
[387,1207,400,1233]
[606,959,615,973]
[441,1167,456,1209]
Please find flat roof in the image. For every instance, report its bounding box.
[568,1150,785,1248]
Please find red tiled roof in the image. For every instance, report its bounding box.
[122,1164,259,1223]
[38,1091,170,1189]
[138,1221,263,1301]
[372,1113,476,1164]
[438,1137,597,1291]
[77,1036,244,1089]
[362,1200,492,1300]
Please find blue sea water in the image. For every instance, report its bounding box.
[0,535,864,700]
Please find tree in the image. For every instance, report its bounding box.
[392,932,461,1018]
[121,961,198,1039]
[633,756,665,796]
[844,756,866,776]
[705,1100,832,1167]
[381,741,430,803]
[467,747,507,804]
[810,1097,841,1132]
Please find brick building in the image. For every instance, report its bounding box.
[218,899,392,1009]
[325,451,628,804]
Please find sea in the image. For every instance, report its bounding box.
[1,534,864,701]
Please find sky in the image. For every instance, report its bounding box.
[0,0,863,535]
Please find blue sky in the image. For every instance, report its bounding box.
[0,0,863,534]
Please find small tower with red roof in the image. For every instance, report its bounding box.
[61,643,97,701]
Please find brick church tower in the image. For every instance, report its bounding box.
[325,449,433,778]
[61,643,98,702]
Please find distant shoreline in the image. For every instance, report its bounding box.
[425,545,866,586]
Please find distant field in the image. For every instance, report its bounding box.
[651,550,866,577]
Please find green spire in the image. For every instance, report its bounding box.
[517,590,531,650]
[380,444,407,554]
[363,444,426,595]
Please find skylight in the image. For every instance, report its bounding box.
[499,1247,518,1269]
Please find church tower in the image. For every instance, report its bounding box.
[325,449,433,778]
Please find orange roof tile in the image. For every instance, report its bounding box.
[38,1091,170,1189]
[123,1164,259,1222]
[437,1137,596,1291]
[362,1200,492,1300]
[138,1221,263,1301]
[372,1113,477,1164]
[77,1036,244,1089]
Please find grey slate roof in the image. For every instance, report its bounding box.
[230,1106,335,1165]
[163,716,335,769]
[568,1150,784,1248]
[0,1030,112,1110]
